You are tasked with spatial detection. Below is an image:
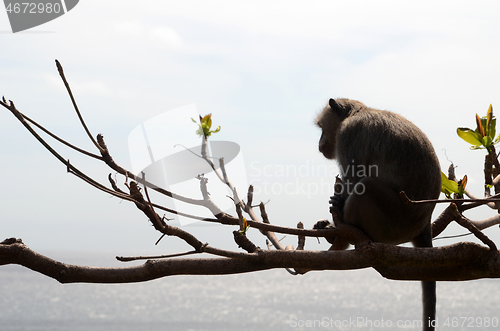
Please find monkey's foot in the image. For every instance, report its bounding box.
[313,219,333,230]
[313,219,336,245]
[313,220,350,249]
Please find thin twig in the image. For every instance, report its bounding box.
[449,204,497,251]
[400,191,500,205]
[247,185,254,207]
[260,202,270,224]
[55,60,104,152]
[1,99,111,196]
[21,112,103,160]
[116,250,199,262]
[97,134,207,206]
[67,163,136,203]
[141,171,164,227]
[220,157,229,185]
[297,222,305,250]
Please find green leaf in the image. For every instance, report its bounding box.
[483,135,492,147]
[490,117,497,141]
[441,172,459,198]
[202,114,212,128]
[457,127,483,146]
[441,172,468,198]
[192,114,221,137]
[239,218,250,234]
[494,133,500,145]
[191,118,203,136]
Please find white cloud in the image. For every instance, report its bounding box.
[148,26,182,49]
[114,20,146,36]
[43,74,109,96]
[114,20,182,49]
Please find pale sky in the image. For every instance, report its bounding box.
[1,1,500,258]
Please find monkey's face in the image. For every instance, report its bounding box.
[316,103,340,160]
[318,130,336,159]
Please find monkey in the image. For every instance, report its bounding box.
[315,98,441,331]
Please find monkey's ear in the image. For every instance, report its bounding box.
[329,98,341,111]
[329,98,351,120]
[329,98,348,119]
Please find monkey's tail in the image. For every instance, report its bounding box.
[412,225,436,331]
[422,280,436,331]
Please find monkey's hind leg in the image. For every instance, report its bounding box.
[328,196,350,250]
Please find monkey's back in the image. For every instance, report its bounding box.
[335,105,441,242]
[337,107,441,201]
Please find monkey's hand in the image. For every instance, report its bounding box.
[330,175,345,220]
[329,194,344,209]
[329,195,345,223]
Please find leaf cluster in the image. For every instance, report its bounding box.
[441,172,467,199]
[191,114,221,138]
[457,105,500,152]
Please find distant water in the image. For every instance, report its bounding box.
[0,252,499,331]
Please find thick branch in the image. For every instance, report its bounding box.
[2,239,500,283]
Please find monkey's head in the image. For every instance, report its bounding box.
[315,98,355,159]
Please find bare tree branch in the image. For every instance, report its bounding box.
[2,239,500,283]
[55,60,104,153]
